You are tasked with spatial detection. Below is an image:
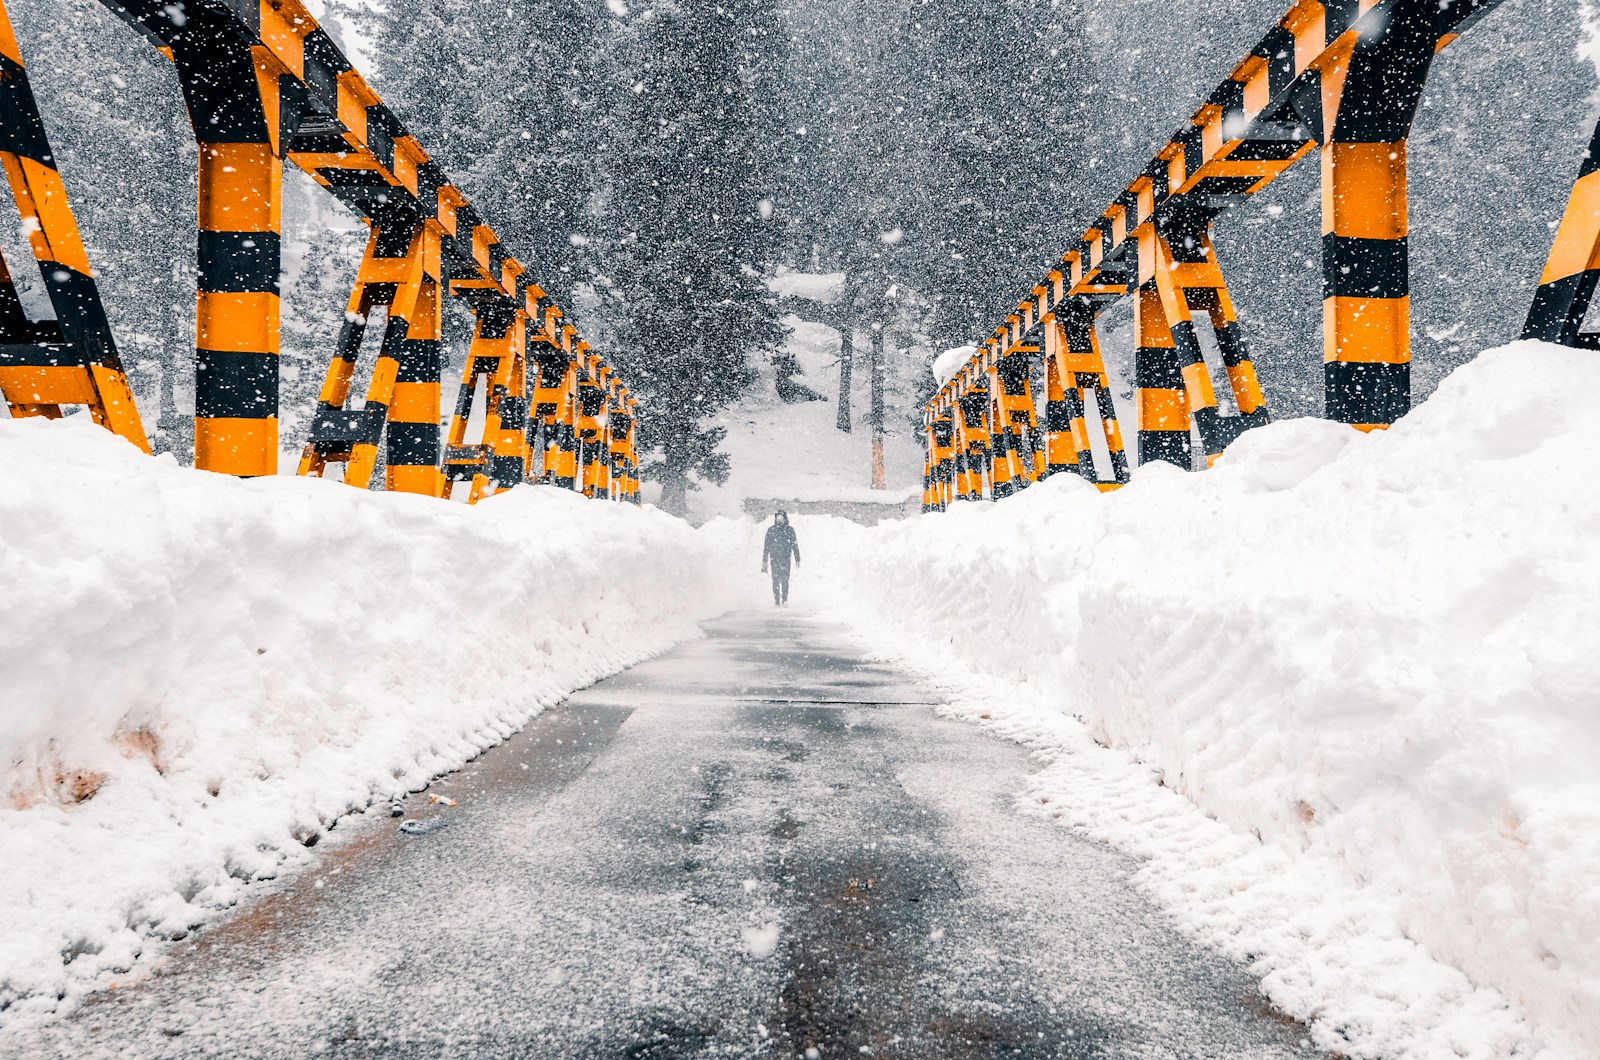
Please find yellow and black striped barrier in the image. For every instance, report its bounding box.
[0,0,640,506]
[922,0,1590,509]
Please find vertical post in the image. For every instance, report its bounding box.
[1151,230,1225,466]
[622,398,641,504]
[1317,0,1435,429]
[458,305,525,502]
[956,386,989,500]
[1062,308,1130,486]
[172,26,297,475]
[298,228,379,480]
[835,321,853,433]
[869,324,886,488]
[925,414,953,510]
[1180,227,1269,434]
[1041,317,1080,479]
[484,318,530,495]
[1524,116,1600,346]
[987,367,1014,500]
[577,374,606,497]
[380,224,443,495]
[547,350,578,490]
[194,136,281,474]
[1134,283,1191,468]
[992,352,1035,496]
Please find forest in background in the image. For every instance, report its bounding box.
[1,0,1593,508]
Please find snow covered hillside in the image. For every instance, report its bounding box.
[0,421,749,1025]
[794,340,1600,1058]
[690,305,927,522]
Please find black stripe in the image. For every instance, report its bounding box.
[0,342,84,367]
[1169,321,1206,365]
[198,231,281,294]
[1135,347,1187,388]
[385,421,439,466]
[1523,271,1598,345]
[1578,117,1600,180]
[1323,234,1408,299]
[0,58,56,163]
[385,333,441,382]
[39,262,118,362]
[170,14,272,144]
[1213,322,1252,367]
[195,349,277,418]
[1138,431,1191,469]
[490,454,523,483]
[333,317,366,362]
[308,404,386,449]
[498,395,529,429]
[1192,406,1225,454]
[1255,26,1296,97]
[1325,361,1409,425]
[1329,3,1434,144]
[1224,138,1304,162]
[1323,0,1359,38]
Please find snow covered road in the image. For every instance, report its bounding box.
[12,612,1322,1058]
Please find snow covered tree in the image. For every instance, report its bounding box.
[350,0,601,302]
[592,0,786,516]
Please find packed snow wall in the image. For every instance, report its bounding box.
[807,340,1600,1055]
[0,419,743,1024]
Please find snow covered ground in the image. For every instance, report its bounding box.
[4,336,1598,1058]
[0,419,748,1027]
[790,339,1600,1058]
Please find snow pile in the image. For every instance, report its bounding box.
[931,344,976,387]
[805,340,1600,1057]
[0,419,737,1025]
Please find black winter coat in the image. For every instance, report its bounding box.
[762,524,800,573]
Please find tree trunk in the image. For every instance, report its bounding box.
[658,469,688,517]
[869,326,885,488]
[657,437,690,517]
[836,326,853,433]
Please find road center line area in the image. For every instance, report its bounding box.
[14,612,1324,1059]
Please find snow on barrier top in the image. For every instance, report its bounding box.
[0,0,640,503]
[916,0,1600,511]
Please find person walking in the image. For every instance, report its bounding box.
[761,510,801,606]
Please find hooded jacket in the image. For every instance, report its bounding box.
[762,516,800,573]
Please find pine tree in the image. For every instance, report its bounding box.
[349,0,600,302]
[593,0,786,516]
[909,0,1089,351]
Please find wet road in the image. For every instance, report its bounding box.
[15,611,1322,1058]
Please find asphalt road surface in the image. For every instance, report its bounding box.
[16,611,1324,1059]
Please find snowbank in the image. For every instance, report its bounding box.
[805,340,1600,1057]
[0,419,738,1025]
